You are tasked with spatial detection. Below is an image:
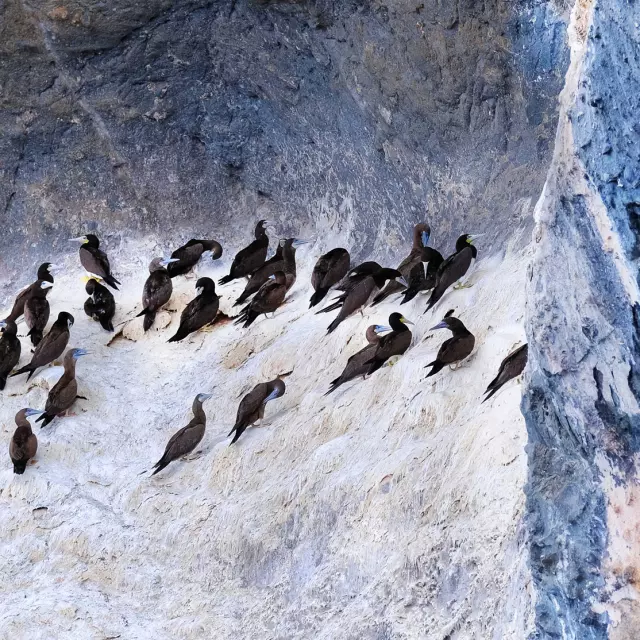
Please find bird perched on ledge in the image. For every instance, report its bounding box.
[229,377,286,445]
[137,257,179,331]
[166,239,223,278]
[309,247,350,308]
[219,220,269,285]
[365,312,413,375]
[0,320,21,390]
[234,271,287,328]
[482,343,528,403]
[10,408,42,474]
[84,279,116,332]
[425,312,475,377]
[24,280,53,346]
[151,393,212,475]
[4,262,57,323]
[400,247,444,304]
[168,277,220,342]
[69,234,121,290]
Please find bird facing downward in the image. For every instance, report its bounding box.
[424,313,475,378]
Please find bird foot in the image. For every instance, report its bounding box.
[184,453,203,461]
[453,282,474,290]
[61,411,78,418]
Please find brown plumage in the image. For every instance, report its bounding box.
[11,312,74,381]
[372,223,430,305]
[71,234,120,290]
[282,238,307,291]
[425,314,475,377]
[167,239,223,278]
[84,278,116,331]
[24,280,53,346]
[365,312,413,375]
[309,248,350,308]
[324,267,405,334]
[400,248,444,304]
[168,278,219,342]
[137,258,177,332]
[151,393,212,475]
[425,235,479,312]
[234,271,287,328]
[219,220,269,285]
[36,348,88,427]
[483,343,528,403]
[228,378,286,445]
[234,242,285,306]
[0,320,21,390]
[10,408,41,474]
[325,324,390,395]
[4,263,55,323]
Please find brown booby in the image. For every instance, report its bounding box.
[336,261,382,292]
[136,257,179,332]
[5,262,57,323]
[219,220,269,285]
[10,408,43,474]
[24,280,53,346]
[365,312,413,375]
[372,223,430,305]
[168,277,219,342]
[309,248,351,308]
[69,234,121,290]
[325,324,391,395]
[400,248,444,304]
[11,312,74,381]
[234,271,287,328]
[228,378,286,445]
[36,348,89,427]
[323,267,406,334]
[0,320,21,390]
[151,393,212,475]
[84,278,116,332]
[234,241,285,307]
[167,239,223,278]
[282,238,308,291]
[425,234,481,312]
[483,343,528,403]
[425,313,475,377]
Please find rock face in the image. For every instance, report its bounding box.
[4,0,640,638]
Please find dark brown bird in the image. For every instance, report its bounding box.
[69,234,121,290]
[229,378,286,445]
[325,323,391,395]
[151,393,212,475]
[365,312,413,375]
[24,280,53,346]
[401,248,445,304]
[11,312,74,381]
[84,278,116,332]
[425,314,475,377]
[309,247,350,308]
[483,343,528,403]
[168,278,219,342]
[282,238,308,291]
[234,271,287,328]
[4,262,57,323]
[323,267,406,334]
[425,234,481,312]
[166,239,223,278]
[136,257,179,332]
[10,408,42,474]
[372,224,430,305]
[0,319,21,390]
[335,261,382,292]
[36,348,89,427]
[219,220,269,285]
[234,241,285,307]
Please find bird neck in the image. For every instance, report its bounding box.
[63,357,77,377]
[192,398,206,422]
[283,246,296,274]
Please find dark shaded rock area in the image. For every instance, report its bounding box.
[1,0,566,291]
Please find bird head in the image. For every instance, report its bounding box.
[197,393,213,402]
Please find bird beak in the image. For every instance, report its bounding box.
[374,324,392,333]
[25,409,45,417]
[69,236,88,243]
[199,393,213,401]
[161,258,180,266]
[0,320,7,330]
[430,321,448,330]
[268,274,276,280]
[421,231,430,246]
[41,281,54,290]
[467,234,484,244]
[292,239,310,248]
[48,263,62,274]
[74,349,89,358]
[263,390,280,403]
[400,316,414,325]
[397,276,409,287]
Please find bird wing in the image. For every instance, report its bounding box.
[340,277,375,318]
[143,273,172,311]
[433,247,473,295]
[25,297,49,331]
[171,243,203,269]
[179,296,218,333]
[45,376,78,414]
[437,334,475,365]
[31,326,69,368]
[163,420,206,460]
[372,330,411,363]
[397,248,422,274]
[80,246,111,279]
[250,281,286,315]
[339,343,377,381]
[231,238,268,276]
[487,344,528,392]
[235,383,268,427]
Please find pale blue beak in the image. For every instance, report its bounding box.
[263,389,280,403]
[374,325,392,333]
[25,408,45,417]
[397,276,409,287]
[292,239,310,248]
[161,258,180,267]
[198,393,213,401]
[73,349,89,359]
[69,236,88,243]
[0,321,7,330]
[430,321,449,330]
[421,230,430,246]
[41,281,54,290]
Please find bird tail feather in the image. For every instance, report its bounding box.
[309,288,328,308]
[143,311,156,332]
